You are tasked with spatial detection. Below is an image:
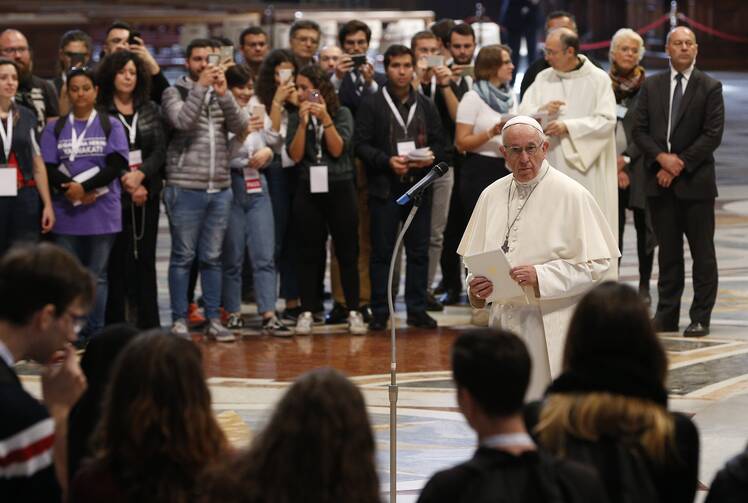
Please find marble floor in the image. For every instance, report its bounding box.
[16,71,748,502]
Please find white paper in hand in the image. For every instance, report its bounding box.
[463,247,524,303]
[71,166,109,206]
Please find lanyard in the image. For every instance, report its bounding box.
[69,110,97,162]
[481,433,535,449]
[311,116,325,163]
[117,112,138,146]
[0,112,12,161]
[383,87,417,137]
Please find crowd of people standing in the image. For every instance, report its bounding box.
[0,8,723,343]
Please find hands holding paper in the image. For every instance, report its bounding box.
[469,265,538,307]
[509,266,538,287]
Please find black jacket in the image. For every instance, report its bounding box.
[106,100,167,199]
[338,69,387,117]
[417,446,610,503]
[632,68,724,199]
[705,445,748,503]
[354,86,447,200]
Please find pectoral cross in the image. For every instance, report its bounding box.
[501,238,509,253]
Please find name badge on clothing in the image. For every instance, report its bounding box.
[0,165,17,197]
[397,141,416,157]
[616,104,628,120]
[128,149,143,171]
[310,165,329,193]
[243,167,262,194]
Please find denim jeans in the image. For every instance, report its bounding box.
[164,185,232,321]
[222,171,276,314]
[55,233,116,338]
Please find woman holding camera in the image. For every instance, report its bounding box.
[254,49,303,322]
[221,65,291,336]
[286,65,364,335]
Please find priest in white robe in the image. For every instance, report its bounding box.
[458,116,620,399]
[519,27,619,256]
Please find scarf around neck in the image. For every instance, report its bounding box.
[473,79,514,114]
[609,63,645,103]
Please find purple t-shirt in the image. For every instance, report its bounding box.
[41,114,129,235]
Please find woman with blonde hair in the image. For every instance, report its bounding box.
[526,282,699,503]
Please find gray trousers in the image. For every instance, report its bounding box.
[427,167,454,288]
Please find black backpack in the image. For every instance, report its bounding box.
[458,450,566,503]
[53,110,112,140]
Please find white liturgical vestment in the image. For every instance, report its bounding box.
[458,162,620,399]
[519,55,619,256]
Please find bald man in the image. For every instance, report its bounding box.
[318,45,343,74]
[0,29,58,133]
[633,27,724,338]
[519,10,601,100]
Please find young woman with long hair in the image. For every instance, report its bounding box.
[202,368,380,503]
[527,282,699,503]
[70,331,229,502]
[286,64,364,335]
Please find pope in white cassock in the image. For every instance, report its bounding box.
[458,116,620,400]
[519,27,619,254]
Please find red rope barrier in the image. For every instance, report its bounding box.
[579,14,670,51]
[677,13,748,43]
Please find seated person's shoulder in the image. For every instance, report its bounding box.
[553,455,611,503]
[417,462,477,503]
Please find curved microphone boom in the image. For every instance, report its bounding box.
[396,162,450,205]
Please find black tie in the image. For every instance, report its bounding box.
[457,76,468,96]
[669,73,683,139]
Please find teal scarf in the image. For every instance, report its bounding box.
[473,80,514,114]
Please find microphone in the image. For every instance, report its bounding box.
[396,162,450,206]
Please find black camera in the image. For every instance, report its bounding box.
[128,31,142,45]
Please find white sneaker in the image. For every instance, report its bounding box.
[171,318,191,339]
[347,310,367,335]
[295,311,314,335]
[206,318,236,342]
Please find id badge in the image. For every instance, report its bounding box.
[397,141,416,157]
[243,167,262,194]
[310,165,329,193]
[0,165,17,197]
[129,149,143,171]
[616,104,628,120]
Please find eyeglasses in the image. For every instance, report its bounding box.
[1,47,29,56]
[503,144,539,157]
[293,36,319,45]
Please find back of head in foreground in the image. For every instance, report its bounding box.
[535,282,675,463]
[452,328,531,423]
[82,331,228,502]
[202,367,380,503]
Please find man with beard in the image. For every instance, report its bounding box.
[0,29,59,134]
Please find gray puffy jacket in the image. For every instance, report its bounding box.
[162,75,248,190]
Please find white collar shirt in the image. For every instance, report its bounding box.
[667,61,695,151]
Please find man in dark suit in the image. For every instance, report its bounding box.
[331,20,387,117]
[355,45,447,331]
[633,27,724,337]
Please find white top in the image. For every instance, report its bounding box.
[667,62,695,151]
[456,90,516,158]
[249,95,294,168]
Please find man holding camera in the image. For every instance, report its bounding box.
[332,20,386,116]
[161,38,249,342]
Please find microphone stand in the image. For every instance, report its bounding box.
[386,192,423,503]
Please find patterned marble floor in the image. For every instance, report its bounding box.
[16,71,748,502]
